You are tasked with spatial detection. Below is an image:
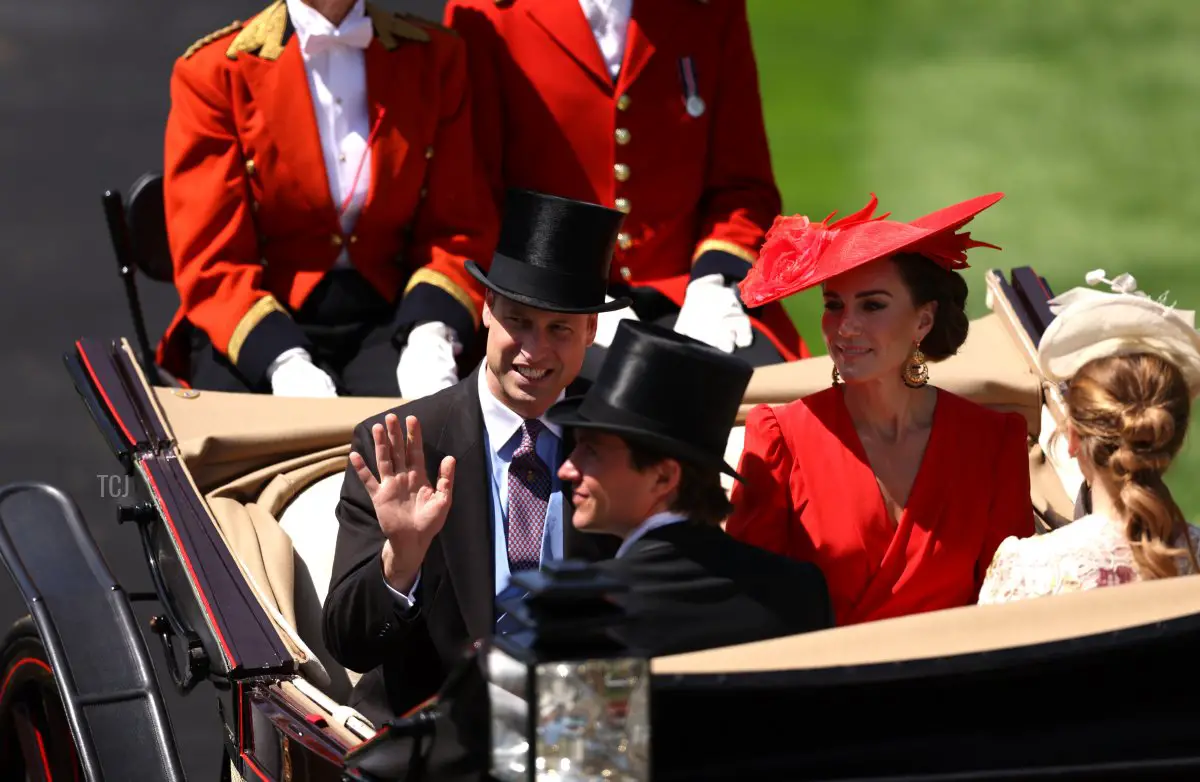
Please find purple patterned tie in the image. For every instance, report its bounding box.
[506,419,551,572]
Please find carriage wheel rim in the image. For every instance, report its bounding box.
[1,654,82,781]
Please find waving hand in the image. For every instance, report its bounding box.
[349,414,455,581]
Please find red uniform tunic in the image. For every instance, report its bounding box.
[727,386,1034,625]
[443,0,808,360]
[158,1,497,386]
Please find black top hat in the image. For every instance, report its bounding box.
[466,189,631,314]
[546,320,753,479]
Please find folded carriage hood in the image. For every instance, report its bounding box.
[152,387,400,494]
[71,337,300,680]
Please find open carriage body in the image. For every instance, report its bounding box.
[2,266,1200,781]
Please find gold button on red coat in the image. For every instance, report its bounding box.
[615,198,630,213]
[620,266,632,281]
[614,128,631,145]
[617,232,632,250]
[614,163,630,182]
[616,94,631,111]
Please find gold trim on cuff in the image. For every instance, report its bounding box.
[405,268,480,327]
[692,239,759,265]
[227,295,287,365]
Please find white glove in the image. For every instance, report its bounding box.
[593,296,640,348]
[267,348,338,398]
[397,321,462,399]
[673,273,753,353]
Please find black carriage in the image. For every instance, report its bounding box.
[2,263,1199,781]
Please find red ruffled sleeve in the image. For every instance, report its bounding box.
[726,404,798,557]
[976,412,1035,589]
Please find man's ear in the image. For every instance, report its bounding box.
[655,457,682,499]
[482,291,496,329]
[585,313,598,346]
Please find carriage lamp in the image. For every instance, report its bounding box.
[487,559,651,782]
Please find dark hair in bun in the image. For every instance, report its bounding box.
[892,253,969,361]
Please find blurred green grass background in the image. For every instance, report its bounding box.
[748,1,1200,517]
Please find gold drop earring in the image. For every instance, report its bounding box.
[903,342,929,388]
[831,365,841,385]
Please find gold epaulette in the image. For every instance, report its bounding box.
[227,0,289,61]
[183,19,244,59]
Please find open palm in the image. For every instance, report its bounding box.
[350,413,455,549]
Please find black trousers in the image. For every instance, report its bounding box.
[579,284,785,383]
[189,270,409,397]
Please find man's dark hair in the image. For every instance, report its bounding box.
[622,436,733,526]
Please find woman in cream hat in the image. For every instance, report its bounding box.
[979,272,1200,603]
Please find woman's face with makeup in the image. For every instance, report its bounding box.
[821,257,934,384]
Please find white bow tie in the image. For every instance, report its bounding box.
[302,15,373,56]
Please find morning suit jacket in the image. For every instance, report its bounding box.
[595,521,834,657]
[159,0,498,386]
[443,0,808,361]
[322,366,620,730]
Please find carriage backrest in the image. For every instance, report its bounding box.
[124,172,173,283]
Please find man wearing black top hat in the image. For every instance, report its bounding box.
[548,320,834,656]
[322,189,631,748]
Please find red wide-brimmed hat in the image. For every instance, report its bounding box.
[738,192,1005,308]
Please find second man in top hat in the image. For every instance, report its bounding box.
[322,188,628,739]
[548,319,834,657]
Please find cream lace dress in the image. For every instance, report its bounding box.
[978,513,1200,604]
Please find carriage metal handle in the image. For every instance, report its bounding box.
[119,501,211,694]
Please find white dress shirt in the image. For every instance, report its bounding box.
[286,0,373,269]
[578,0,632,79]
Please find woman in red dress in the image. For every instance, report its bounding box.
[725,192,1035,626]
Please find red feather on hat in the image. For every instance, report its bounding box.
[739,192,1004,308]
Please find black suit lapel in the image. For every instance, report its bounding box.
[434,369,494,644]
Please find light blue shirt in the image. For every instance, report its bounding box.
[478,368,566,595]
[386,368,566,608]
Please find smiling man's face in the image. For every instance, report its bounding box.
[557,429,677,537]
[482,292,597,419]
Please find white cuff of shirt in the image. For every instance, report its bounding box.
[383,567,421,611]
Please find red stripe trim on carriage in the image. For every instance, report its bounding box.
[0,656,53,706]
[241,753,271,781]
[237,681,246,755]
[75,340,135,447]
[2,656,54,782]
[142,467,237,668]
[35,725,53,782]
[1,656,61,781]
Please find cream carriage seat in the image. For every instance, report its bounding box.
[202,452,362,706]
[277,471,346,617]
[156,389,403,711]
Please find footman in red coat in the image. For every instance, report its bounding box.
[443,0,810,372]
[160,0,498,399]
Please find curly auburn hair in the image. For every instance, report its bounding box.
[1065,352,1200,579]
